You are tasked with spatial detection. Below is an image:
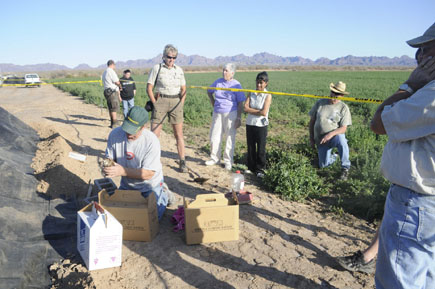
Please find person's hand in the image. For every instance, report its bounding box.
[320,132,334,144]
[235,118,242,129]
[103,162,125,178]
[310,138,316,149]
[406,56,435,92]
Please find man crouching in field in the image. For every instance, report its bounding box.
[103,106,168,220]
[308,81,352,180]
[370,22,435,289]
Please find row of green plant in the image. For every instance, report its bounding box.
[49,70,410,221]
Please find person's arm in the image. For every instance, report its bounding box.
[103,163,155,180]
[235,101,243,129]
[371,56,435,135]
[370,91,412,135]
[207,91,215,107]
[147,83,157,103]
[320,126,347,144]
[146,66,158,103]
[244,94,272,116]
[309,116,316,149]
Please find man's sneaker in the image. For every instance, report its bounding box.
[205,159,218,166]
[256,172,265,178]
[224,163,232,171]
[244,169,253,174]
[336,250,375,274]
[163,183,176,206]
[340,168,349,180]
[179,160,187,173]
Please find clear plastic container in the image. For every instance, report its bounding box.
[231,170,245,192]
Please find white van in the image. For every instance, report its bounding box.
[24,73,41,87]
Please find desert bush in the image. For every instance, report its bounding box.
[264,148,328,201]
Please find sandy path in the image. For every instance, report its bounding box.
[0,86,375,288]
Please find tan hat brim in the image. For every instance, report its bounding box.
[329,83,349,95]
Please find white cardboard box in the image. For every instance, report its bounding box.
[77,202,123,270]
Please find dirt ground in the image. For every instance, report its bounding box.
[0,85,376,289]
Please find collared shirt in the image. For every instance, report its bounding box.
[147,63,186,95]
[207,78,246,113]
[308,99,352,143]
[102,67,119,91]
[380,80,435,195]
[246,90,270,127]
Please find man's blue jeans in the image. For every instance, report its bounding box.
[122,98,135,118]
[317,134,350,169]
[376,184,435,289]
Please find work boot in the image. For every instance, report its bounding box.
[336,250,376,274]
[179,160,187,173]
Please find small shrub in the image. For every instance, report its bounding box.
[264,148,327,201]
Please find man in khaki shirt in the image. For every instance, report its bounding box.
[147,44,187,172]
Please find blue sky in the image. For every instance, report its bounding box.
[1,0,434,68]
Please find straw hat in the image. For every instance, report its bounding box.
[407,22,435,48]
[329,81,349,95]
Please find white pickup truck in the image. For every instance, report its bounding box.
[24,73,41,87]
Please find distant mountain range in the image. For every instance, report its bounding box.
[0,52,416,73]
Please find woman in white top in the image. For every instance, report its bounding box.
[243,71,272,178]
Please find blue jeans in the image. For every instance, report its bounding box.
[376,184,435,289]
[120,179,167,221]
[122,98,135,117]
[317,134,350,169]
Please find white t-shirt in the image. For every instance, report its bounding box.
[106,127,163,192]
[102,67,120,91]
[246,91,270,127]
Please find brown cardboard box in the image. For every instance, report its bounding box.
[184,193,239,245]
[99,189,159,242]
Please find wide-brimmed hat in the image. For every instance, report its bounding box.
[329,81,349,95]
[122,106,148,135]
[407,22,435,48]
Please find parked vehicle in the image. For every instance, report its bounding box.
[24,73,41,87]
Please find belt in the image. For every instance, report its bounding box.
[160,94,179,98]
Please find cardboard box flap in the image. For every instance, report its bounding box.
[185,193,230,208]
[99,189,156,208]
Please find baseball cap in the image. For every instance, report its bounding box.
[407,22,435,48]
[122,106,148,134]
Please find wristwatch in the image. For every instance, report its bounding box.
[399,83,414,94]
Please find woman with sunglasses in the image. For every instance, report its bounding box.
[147,44,187,173]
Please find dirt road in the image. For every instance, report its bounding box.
[0,85,376,288]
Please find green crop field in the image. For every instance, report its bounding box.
[48,70,411,222]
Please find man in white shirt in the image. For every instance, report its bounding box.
[370,22,435,289]
[102,60,122,128]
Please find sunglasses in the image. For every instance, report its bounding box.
[166,56,177,60]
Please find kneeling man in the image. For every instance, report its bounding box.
[309,81,352,180]
[104,106,167,220]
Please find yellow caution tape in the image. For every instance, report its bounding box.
[189,86,383,104]
[1,79,383,104]
[1,80,102,87]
